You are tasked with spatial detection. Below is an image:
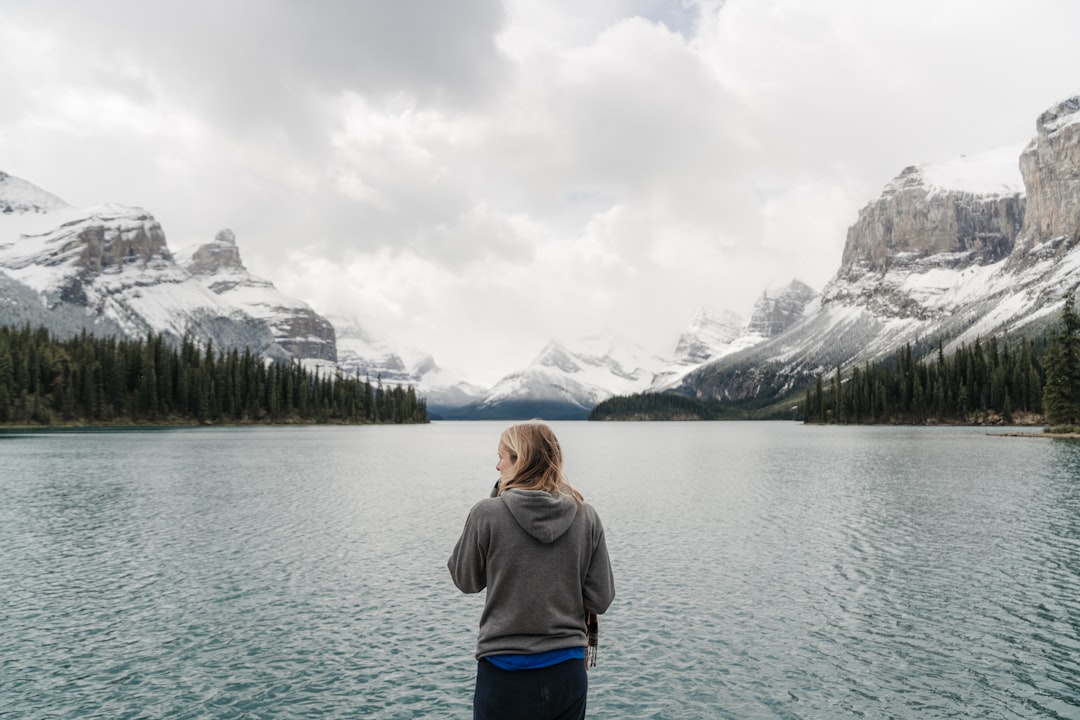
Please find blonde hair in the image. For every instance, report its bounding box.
[498,422,584,502]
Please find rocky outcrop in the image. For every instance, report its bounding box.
[745,279,818,337]
[1016,94,1080,255]
[839,160,1024,278]
[680,97,1080,404]
[672,308,743,365]
[179,229,337,361]
[0,202,278,355]
[825,147,1027,322]
[70,206,173,272]
[184,228,245,288]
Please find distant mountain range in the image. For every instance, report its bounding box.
[3,91,1079,419]
[443,281,817,419]
[0,168,813,419]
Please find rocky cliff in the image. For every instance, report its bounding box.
[1015,95,1080,257]
[331,315,486,414]
[178,229,337,361]
[672,308,744,366]
[745,279,819,336]
[0,200,276,354]
[682,92,1080,404]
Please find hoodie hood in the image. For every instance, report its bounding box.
[501,489,580,544]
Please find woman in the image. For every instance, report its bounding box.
[448,422,615,720]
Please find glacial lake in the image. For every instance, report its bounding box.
[2,421,1079,719]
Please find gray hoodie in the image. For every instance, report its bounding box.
[448,488,615,659]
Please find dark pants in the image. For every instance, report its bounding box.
[474,658,588,720]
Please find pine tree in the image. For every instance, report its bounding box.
[1042,292,1080,426]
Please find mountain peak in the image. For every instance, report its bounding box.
[671,306,743,365]
[0,171,70,215]
[184,228,246,277]
[746,279,817,338]
[883,145,1025,199]
[534,341,581,373]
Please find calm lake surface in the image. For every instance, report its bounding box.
[2,422,1079,719]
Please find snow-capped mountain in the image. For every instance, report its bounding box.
[0,186,277,355]
[453,332,666,419]
[672,307,744,365]
[681,92,1080,403]
[331,315,486,414]
[651,282,818,392]
[176,229,336,361]
[745,279,818,338]
[0,171,478,408]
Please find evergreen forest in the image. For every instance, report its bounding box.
[802,337,1043,425]
[0,324,428,426]
[594,295,1080,429]
[806,295,1080,428]
[1039,294,1080,428]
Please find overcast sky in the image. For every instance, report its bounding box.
[3,1,1080,385]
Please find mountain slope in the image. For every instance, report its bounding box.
[0,198,277,354]
[651,281,817,392]
[176,229,337,361]
[331,315,486,414]
[454,333,665,419]
[682,92,1080,403]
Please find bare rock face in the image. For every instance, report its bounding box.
[69,207,173,273]
[839,165,1024,276]
[672,308,743,365]
[745,280,817,338]
[180,229,338,362]
[1017,95,1080,253]
[185,228,244,282]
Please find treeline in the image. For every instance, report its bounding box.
[803,336,1043,424]
[589,392,717,421]
[0,324,428,426]
[1041,294,1080,427]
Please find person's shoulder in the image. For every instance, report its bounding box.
[577,500,604,524]
[468,496,505,518]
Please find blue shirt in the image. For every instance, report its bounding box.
[485,647,585,671]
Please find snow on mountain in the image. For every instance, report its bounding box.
[0,197,277,354]
[908,143,1025,198]
[745,279,819,338]
[0,171,70,215]
[0,171,467,408]
[330,315,486,413]
[672,307,744,365]
[464,332,665,419]
[176,229,336,361]
[681,97,1080,404]
[651,282,818,392]
[651,308,747,391]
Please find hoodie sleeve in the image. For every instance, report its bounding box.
[448,503,488,594]
[583,516,615,615]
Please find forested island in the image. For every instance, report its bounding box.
[592,297,1080,431]
[0,323,428,427]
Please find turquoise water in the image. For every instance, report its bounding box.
[2,422,1078,718]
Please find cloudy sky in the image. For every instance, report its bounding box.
[2,0,1080,385]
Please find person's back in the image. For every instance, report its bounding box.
[448,422,615,720]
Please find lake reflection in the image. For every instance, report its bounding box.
[2,422,1078,718]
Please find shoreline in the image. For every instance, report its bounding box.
[991,431,1080,439]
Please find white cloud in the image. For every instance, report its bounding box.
[3,0,1080,386]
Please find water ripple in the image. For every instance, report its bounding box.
[2,424,1079,718]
